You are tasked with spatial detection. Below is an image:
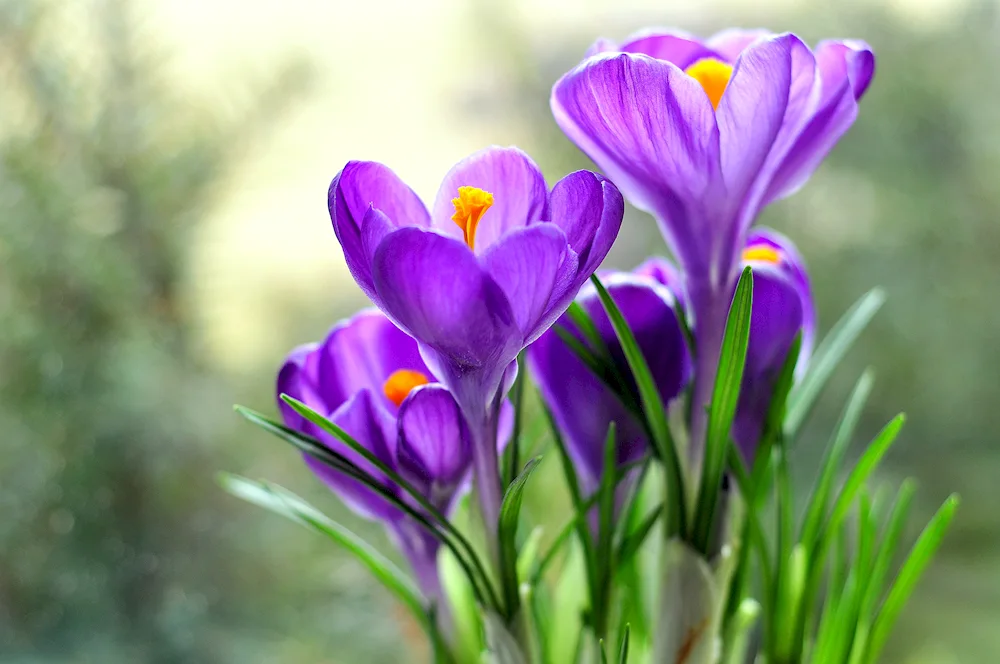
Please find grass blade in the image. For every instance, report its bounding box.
[865,494,960,664]
[786,288,885,437]
[590,274,686,537]
[693,266,753,553]
[799,370,876,550]
[499,456,542,618]
[219,474,427,625]
[618,624,631,664]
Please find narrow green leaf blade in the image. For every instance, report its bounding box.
[218,473,427,624]
[499,456,543,618]
[590,274,686,537]
[866,494,960,664]
[694,266,753,552]
[618,624,631,664]
[786,288,885,437]
[799,370,876,550]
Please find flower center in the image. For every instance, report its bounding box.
[383,369,430,407]
[451,186,494,250]
[685,57,733,111]
[742,245,782,264]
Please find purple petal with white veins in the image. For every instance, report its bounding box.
[329,161,430,301]
[372,228,521,377]
[430,146,548,252]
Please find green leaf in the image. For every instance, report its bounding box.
[503,350,528,488]
[618,624,631,664]
[616,502,663,566]
[799,370,876,551]
[865,494,960,664]
[761,333,803,447]
[859,480,916,623]
[785,288,885,437]
[218,473,428,629]
[498,456,542,619]
[693,266,753,553]
[824,414,906,550]
[590,274,686,537]
[273,397,501,609]
[592,423,619,639]
[234,404,499,610]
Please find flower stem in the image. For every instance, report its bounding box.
[688,281,728,482]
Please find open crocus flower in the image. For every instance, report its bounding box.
[551,29,872,460]
[733,229,816,458]
[277,309,508,602]
[528,270,691,498]
[329,146,623,528]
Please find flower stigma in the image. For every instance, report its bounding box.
[742,245,782,264]
[383,369,430,407]
[451,186,494,250]
[685,57,733,110]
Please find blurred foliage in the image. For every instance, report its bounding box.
[2,0,998,662]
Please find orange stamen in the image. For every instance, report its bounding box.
[383,369,430,407]
[451,186,494,250]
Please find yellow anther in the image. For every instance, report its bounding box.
[685,57,733,110]
[742,245,782,264]
[451,186,494,250]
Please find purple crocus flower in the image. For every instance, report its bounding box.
[551,28,872,461]
[328,146,623,529]
[528,270,691,497]
[277,309,504,602]
[733,228,816,458]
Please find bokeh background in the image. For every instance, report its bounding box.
[1,0,997,662]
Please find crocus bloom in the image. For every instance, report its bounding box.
[528,268,691,496]
[277,309,502,602]
[733,229,815,457]
[329,146,623,528]
[551,29,872,459]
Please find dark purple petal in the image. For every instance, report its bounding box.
[619,29,722,68]
[397,384,473,511]
[277,343,323,434]
[430,146,548,252]
[304,389,401,522]
[706,28,771,61]
[313,309,429,414]
[551,52,721,271]
[528,273,691,493]
[733,230,814,458]
[482,223,574,339]
[329,161,430,300]
[547,170,624,279]
[372,228,521,376]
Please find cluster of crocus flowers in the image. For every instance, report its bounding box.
[255,24,886,664]
[552,28,873,463]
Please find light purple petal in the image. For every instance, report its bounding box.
[551,52,721,271]
[304,389,401,523]
[547,170,624,279]
[329,161,430,301]
[761,40,875,204]
[482,223,574,339]
[430,146,548,252]
[397,384,473,510]
[707,28,771,61]
[372,228,521,375]
[619,29,721,68]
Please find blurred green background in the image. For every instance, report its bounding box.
[1,0,996,662]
